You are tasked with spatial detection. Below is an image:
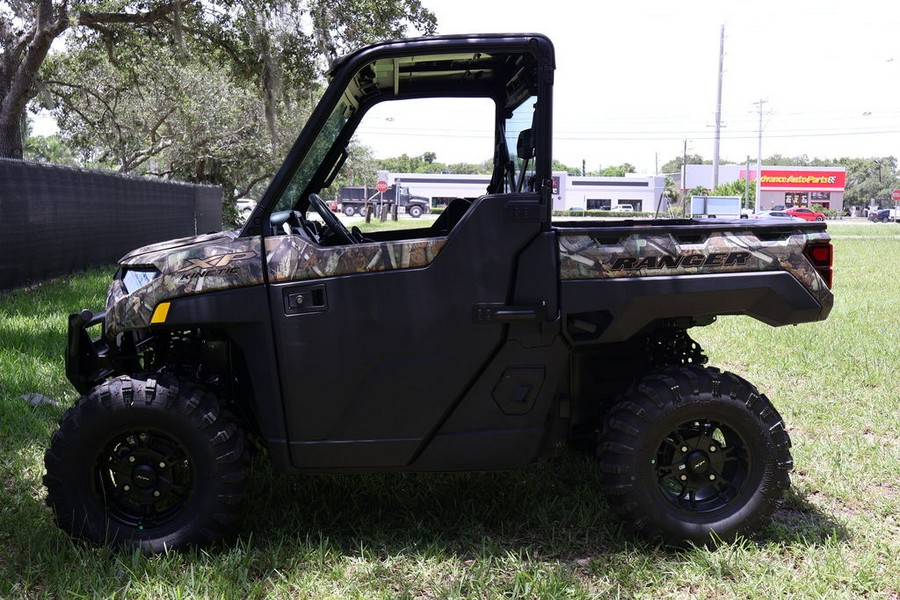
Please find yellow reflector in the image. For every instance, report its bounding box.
[151,302,171,324]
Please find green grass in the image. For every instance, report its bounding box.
[347,213,439,234]
[1,224,898,598]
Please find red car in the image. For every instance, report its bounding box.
[785,207,825,221]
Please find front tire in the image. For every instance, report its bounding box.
[44,376,250,551]
[596,366,792,545]
[407,205,424,218]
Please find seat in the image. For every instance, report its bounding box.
[430,198,472,234]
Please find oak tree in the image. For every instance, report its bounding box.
[1,0,436,160]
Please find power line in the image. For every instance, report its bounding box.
[356,127,900,142]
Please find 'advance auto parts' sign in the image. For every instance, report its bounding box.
[741,169,846,190]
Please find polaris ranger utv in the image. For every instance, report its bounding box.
[45,33,834,551]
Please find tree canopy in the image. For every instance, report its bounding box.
[597,163,637,177]
[373,153,489,176]
[1,0,437,179]
[660,154,709,174]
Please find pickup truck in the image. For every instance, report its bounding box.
[868,207,899,222]
[45,33,834,552]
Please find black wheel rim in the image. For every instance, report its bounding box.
[95,430,194,530]
[653,419,750,514]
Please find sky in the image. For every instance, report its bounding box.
[412,0,900,174]
[30,0,900,176]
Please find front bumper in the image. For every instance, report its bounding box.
[66,309,113,395]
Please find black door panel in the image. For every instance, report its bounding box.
[266,193,549,469]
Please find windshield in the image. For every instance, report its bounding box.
[274,102,349,213]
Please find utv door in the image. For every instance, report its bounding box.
[265,193,558,470]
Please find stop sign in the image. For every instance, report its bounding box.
[376,180,389,193]
[892,189,900,202]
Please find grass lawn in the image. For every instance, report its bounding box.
[0,221,897,598]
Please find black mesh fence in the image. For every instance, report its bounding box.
[0,159,222,290]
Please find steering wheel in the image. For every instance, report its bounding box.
[307,193,356,245]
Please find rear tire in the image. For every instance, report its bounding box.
[44,376,250,551]
[342,205,356,217]
[596,366,792,546]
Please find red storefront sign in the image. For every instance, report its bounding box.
[740,169,846,190]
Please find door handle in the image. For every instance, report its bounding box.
[283,284,327,315]
[473,303,545,323]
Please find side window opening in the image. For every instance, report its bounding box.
[333,97,496,238]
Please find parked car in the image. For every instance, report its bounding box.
[868,208,891,223]
[751,211,805,221]
[618,205,634,212]
[785,207,825,221]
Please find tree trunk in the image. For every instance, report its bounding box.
[0,0,66,159]
[0,113,24,159]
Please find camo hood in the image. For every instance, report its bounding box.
[119,230,240,264]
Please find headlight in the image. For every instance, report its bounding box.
[121,268,160,294]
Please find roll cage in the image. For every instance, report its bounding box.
[243,33,556,236]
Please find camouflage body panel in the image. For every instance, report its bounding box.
[118,230,240,262]
[105,231,447,334]
[265,235,447,282]
[106,232,264,335]
[559,229,832,306]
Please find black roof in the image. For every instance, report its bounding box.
[327,33,555,106]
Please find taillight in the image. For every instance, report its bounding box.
[804,242,833,288]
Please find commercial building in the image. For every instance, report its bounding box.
[549,173,668,212]
[684,165,846,212]
[388,172,668,212]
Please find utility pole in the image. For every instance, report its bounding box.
[753,99,768,210]
[745,155,751,211]
[712,24,725,189]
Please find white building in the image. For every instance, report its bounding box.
[550,173,667,212]
[387,172,668,213]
